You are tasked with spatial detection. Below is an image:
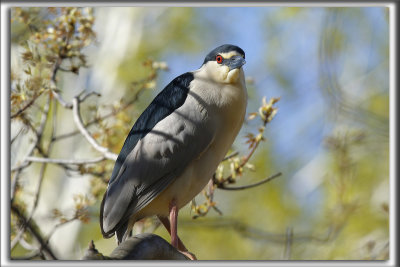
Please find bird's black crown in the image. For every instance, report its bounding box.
[203,44,245,65]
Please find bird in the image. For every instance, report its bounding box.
[100,44,247,259]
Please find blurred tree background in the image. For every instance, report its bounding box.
[10,6,389,260]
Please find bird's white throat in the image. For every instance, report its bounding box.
[227,68,240,83]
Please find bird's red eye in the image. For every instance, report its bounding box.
[216,55,223,64]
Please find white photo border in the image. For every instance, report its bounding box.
[1,1,397,266]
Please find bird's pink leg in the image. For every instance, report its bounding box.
[157,216,188,251]
[169,198,179,248]
[157,199,196,260]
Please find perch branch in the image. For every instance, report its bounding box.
[82,234,189,260]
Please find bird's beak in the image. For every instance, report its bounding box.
[226,55,246,71]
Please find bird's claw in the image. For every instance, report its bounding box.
[180,250,197,260]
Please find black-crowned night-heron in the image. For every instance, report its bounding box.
[100,44,247,259]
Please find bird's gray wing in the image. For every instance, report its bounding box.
[100,72,193,237]
[101,93,215,236]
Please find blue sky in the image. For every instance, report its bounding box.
[154,7,388,212]
[161,7,329,165]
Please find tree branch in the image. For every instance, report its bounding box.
[78,91,101,102]
[50,57,73,109]
[25,156,107,165]
[11,91,45,119]
[52,83,150,143]
[181,217,336,244]
[217,172,282,191]
[11,205,58,260]
[222,151,239,161]
[81,234,189,260]
[283,227,293,260]
[11,95,52,203]
[51,89,73,109]
[72,97,117,161]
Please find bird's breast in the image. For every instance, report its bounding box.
[137,73,247,216]
[171,74,247,207]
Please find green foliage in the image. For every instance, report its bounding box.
[11,7,95,117]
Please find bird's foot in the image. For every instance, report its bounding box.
[179,250,197,260]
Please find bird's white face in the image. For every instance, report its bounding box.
[203,51,246,84]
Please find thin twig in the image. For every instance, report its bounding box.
[50,57,73,109]
[72,97,118,161]
[11,95,51,203]
[283,227,293,260]
[11,91,44,118]
[11,160,49,251]
[12,97,56,251]
[30,97,57,215]
[10,167,24,202]
[11,126,26,145]
[222,151,239,161]
[25,156,107,165]
[18,237,37,251]
[214,103,277,188]
[217,172,281,191]
[192,179,222,219]
[180,217,336,244]
[32,163,47,215]
[45,217,76,245]
[52,85,149,143]
[10,223,26,250]
[51,89,73,109]
[214,135,262,186]
[79,91,101,102]
[36,94,52,143]
[11,161,31,172]
[11,205,58,260]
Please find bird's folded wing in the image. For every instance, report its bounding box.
[101,108,215,234]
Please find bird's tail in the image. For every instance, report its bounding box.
[116,220,133,245]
